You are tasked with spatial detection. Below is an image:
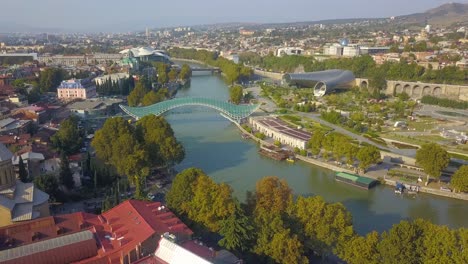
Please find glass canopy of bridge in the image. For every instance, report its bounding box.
[120,97,259,123]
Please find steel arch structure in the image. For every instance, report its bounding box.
[120,97,259,123]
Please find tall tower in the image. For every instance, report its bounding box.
[146,27,149,41]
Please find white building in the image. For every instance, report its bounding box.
[342,45,360,57]
[249,117,311,149]
[94,72,129,86]
[276,47,304,57]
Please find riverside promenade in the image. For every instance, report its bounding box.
[236,122,468,201]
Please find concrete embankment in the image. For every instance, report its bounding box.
[253,69,284,80]
[235,123,468,201]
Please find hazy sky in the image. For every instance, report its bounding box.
[0,0,464,32]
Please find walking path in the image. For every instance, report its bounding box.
[236,120,468,201]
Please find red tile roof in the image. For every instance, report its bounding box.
[0,200,194,264]
[78,200,193,264]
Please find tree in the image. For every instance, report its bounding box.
[254,176,292,216]
[293,196,354,256]
[166,168,204,214]
[136,115,185,167]
[187,175,235,232]
[229,85,243,105]
[416,143,449,184]
[450,165,468,193]
[51,116,82,155]
[356,146,381,172]
[157,63,169,84]
[39,68,66,93]
[422,223,459,264]
[18,156,29,183]
[168,68,178,81]
[127,81,149,107]
[378,220,426,264]
[341,232,380,264]
[253,214,308,264]
[59,153,74,190]
[179,64,192,80]
[308,130,324,156]
[92,117,149,198]
[218,200,254,252]
[141,90,160,106]
[34,174,59,202]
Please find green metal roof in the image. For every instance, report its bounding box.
[355,176,377,185]
[336,172,377,187]
[335,172,359,182]
[120,97,259,123]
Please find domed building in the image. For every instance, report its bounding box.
[119,47,171,65]
[0,143,49,227]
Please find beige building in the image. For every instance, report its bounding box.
[249,117,311,149]
[57,79,96,100]
[0,143,49,227]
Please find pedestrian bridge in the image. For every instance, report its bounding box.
[120,97,259,123]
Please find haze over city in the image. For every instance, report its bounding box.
[0,0,468,263]
[1,0,466,32]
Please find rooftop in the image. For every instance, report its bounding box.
[255,117,312,142]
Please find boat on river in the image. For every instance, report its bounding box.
[286,155,296,163]
[258,145,289,161]
[335,172,379,190]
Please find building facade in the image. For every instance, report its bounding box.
[0,143,49,227]
[57,79,96,100]
[249,117,311,149]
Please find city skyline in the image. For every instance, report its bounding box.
[1,0,465,32]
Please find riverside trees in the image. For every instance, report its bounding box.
[168,47,253,84]
[416,143,450,184]
[92,116,184,198]
[451,165,468,193]
[166,170,468,263]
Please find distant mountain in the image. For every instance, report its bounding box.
[396,2,468,27]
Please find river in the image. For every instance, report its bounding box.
[166,66,468,235]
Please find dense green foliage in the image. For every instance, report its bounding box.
[96,76,133,96]
[0,56,34,65]
[168,47,253,84]
[356,146,381,171]
[167,171,468,263]
[229,85,243,104]
[179,64,192,80]
[39,68,66,93]
[416,143,450,183]
[239,53,467,87]
[141,88,169,106]
[294,102,316,112]
[34,174,60,202]
[421,95,468,109]
[59,152,74,190]
[92,116,184,198]
[451,165,468,193]
[127,81,150,107]
[51,116,83,155]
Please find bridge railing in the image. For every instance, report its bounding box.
[119,97,259,123]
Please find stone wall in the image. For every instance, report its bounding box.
[253,69,284,80]
[386,80,468,101]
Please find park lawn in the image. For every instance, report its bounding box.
[413,135,449,142]
[407,120,437,131]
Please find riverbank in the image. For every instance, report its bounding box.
[172,58,206,64]
[235,122,468,201]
